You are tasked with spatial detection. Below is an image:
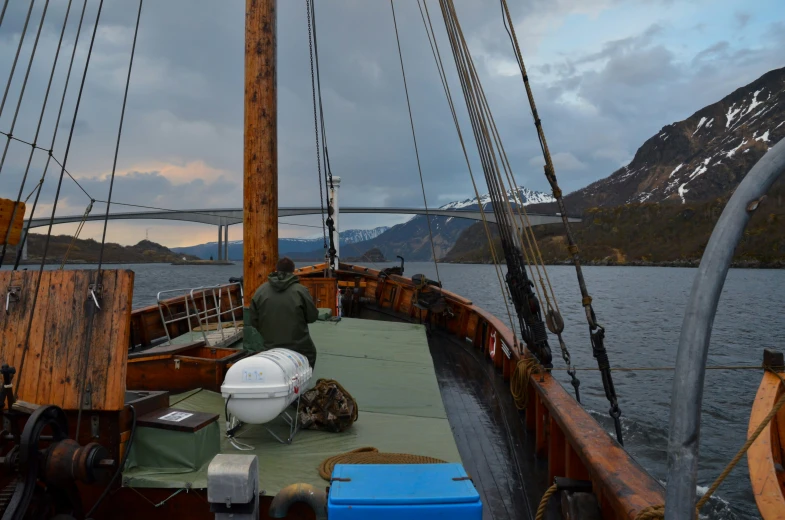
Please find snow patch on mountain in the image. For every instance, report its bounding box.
[439,186,554,210]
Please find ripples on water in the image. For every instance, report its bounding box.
[9,261,782,519]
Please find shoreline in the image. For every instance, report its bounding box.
[440,259,785,269]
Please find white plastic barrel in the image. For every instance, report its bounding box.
[221,348,314,424]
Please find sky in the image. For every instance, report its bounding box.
[0,0,783,248]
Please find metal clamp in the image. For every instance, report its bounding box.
[5,286,20,314]
[88,284,103,311]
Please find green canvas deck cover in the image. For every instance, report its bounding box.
[123,318,461,494]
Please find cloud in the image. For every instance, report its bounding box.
[735,11,751,30]
[529,151,587,171]
[0,0,783,249]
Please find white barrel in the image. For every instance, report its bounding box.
[221,348,313,424]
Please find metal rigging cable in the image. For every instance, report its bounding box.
[14,0,103,400]
[0,0,35,123]
[307,0,338,270]
[305,0,327,250]
[498,0,622,443]
[0,0,50,178]
[390,0,441,283]
[0,0,71,267]
[12,0,90,270]
[76,0,143,441]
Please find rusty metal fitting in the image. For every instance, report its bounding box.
[43,439,113,486]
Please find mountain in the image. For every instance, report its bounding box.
[445,67,785,266]
[9,235,199,264]
[288,186,555,262]
[172,226,389,260]
[443,185,785,268]
[528,67,785,215]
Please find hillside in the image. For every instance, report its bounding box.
[529,67,785,215]
[443,187,785,268]
[172,226,390,260]
[8,235,199,264]
[446,67,785,266]
[289,186,555,261]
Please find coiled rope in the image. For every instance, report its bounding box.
[510,357,542,411]
[318,447,446,481]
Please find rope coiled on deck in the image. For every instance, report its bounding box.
[318,447,446,481]
[510,357,542,410]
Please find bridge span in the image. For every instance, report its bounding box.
[23,206,577,261]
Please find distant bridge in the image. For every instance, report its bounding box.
[23,207,577,261]
[27,206,576,229]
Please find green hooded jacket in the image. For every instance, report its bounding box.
[247,272,319,367]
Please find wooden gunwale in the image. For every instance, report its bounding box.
[300,263,665,517]
[747,370,785,519]
[126,261,665,518]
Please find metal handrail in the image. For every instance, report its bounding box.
[156,282,244,345]
[665,139,785,518]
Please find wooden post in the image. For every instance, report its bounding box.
[243,0,277,306]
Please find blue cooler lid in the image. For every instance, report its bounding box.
[329,463,480,505]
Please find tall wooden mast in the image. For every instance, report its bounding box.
[243,0,277,305]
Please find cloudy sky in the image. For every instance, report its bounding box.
[0,0,783,248]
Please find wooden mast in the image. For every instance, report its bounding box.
[243,0,277,306]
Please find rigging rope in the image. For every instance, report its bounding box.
[438,0,551,369]
[498,0,620,440]
[416,0,518,350]
[390,0,441,283]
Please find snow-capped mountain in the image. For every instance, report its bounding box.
[440,186,555,210]
[530,67,785,214]
[172,226,389,260]
[286,187,554,262]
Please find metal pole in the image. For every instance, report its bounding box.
[224,223,229,261]
[217,224,223,261]
[330,176,340,261]
[665,139,785,518]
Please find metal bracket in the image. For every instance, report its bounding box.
[91,415,99,438]
[82,383,93,409]
[174,359,181,370]
[5,286,20,314]
[88,283,103,311]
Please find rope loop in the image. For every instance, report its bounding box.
[318,447,446,481]
[534,483,558,520]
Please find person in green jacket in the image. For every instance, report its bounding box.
[247,257,319,367]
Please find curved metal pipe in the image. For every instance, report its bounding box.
[269,483,328,520]
[665,139,785,518]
